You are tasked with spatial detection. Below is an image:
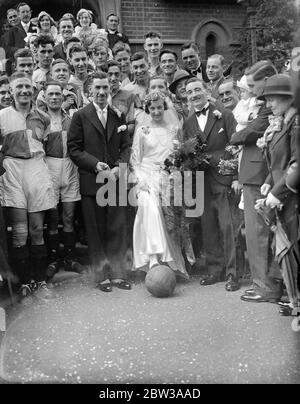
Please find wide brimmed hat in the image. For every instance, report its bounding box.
[169,69,193,94]
[258,74,293,100]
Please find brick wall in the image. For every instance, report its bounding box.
[121,0,247,64]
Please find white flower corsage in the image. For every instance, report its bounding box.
[112,106,122,118]
[141,126,150,135]
[117,125,127,133]
[213,110,222,119]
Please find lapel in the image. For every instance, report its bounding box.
[269,112,297,150]
[202,104,217,141]
[106,106,117,143]
[84,103,106,140]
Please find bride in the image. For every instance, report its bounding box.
[130,91,194,279]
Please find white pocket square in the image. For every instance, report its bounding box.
[218,128,224,133]
[117,125,127,133]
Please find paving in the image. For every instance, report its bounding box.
[0,269,299,384]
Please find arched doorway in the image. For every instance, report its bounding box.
[191,18,233,60]
[205,33,217,57]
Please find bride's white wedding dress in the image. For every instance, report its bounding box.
[130,124,190,279]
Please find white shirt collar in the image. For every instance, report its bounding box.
[93,102,108,114]
[21,21,30,30]
[107,29,117,34]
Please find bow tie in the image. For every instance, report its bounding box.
[196,108,208,117]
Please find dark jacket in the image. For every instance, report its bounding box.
[264,109,298,202]
[5,22,36,59]
[183,102,237,187]
[230,103,271,186]
[67,102,131,195]
[106,30,129,49]
[53,42,67,60]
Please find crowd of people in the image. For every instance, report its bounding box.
[0,3,299,319]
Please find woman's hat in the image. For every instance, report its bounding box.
[258,74,293,100]
[169,69,193,94]
[236,75,249,91]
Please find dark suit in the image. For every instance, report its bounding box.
[5,22,36,59]
[106,30,129,50]
[265,111,299,244]
[53,43,67,60]
[183,103,238,278]
[186,62,209,83]
[67,103,131,282]
[231,103,281,298]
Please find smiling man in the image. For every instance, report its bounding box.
[159,49,178,86]
[183,77,240,292]
[68,44,91,107]
[53,17,75,61]
[0,76,12,110]
[68,72,132,292]
[43,81,84,279]
[107,61,135,136]
[206,54,226,100]
[32,34,55,91]
[113,44,133,87]
[0,72,55,302]
[218,79,239,111]
[144,31,163,77]
[123,52,150,109]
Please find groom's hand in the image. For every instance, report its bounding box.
[96,162,109,172]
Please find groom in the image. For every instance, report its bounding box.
[68,72,132,292]
[183,77,240,291]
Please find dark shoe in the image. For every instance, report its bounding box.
[64,259,85,274]
[97,282,112,292]
[200,274,220,286]
[240,293,280,303]
[279,305,293,316]
[225,274,240,292]
[112,280,132,290]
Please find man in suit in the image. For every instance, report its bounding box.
[53,17,75,61]
[230,61,282,303]
[5,3,36,60]
[181,42,209,83]
[206,54,226,101]
[183,77,240,291]
[105,13,129,50]
[68,72,132,292]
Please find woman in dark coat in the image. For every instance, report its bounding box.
[256,74,300,315]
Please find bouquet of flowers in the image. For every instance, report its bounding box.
[163,136,210,174]
[218,144,239,176]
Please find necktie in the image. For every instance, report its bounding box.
[99,109,106,128]
[196,108,208,117]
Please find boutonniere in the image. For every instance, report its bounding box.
[117,125,127,133]
[117,33,122,37]
[213,109,222,119]
[141,126,150,135]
